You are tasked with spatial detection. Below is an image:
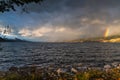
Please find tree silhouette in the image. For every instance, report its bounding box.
[0,0,43,12]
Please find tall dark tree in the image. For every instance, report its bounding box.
[0,0,43,12]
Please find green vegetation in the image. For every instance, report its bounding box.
[0,66,120,80]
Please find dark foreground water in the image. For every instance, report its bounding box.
[0,42,120,70]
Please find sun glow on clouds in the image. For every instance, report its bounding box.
[80,18,106,25]
[18,27,80,42]
[90,19,105,25]
[19,27,51,37]
[19,27,66,37]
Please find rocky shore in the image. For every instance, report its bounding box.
[0,63,120,80]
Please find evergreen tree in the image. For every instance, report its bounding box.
[0,0,43,12]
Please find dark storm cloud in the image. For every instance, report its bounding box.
[27,0,120,12]
[23,0,120,28]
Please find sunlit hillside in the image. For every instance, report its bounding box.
[69,35,120,43]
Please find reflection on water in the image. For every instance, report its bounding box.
[0,42,120,70]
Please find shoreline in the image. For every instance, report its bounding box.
[0,63,120,80]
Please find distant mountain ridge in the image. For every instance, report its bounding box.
[0,37,25,42]
[0,26,27,42]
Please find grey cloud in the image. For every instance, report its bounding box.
[23,0,120,28]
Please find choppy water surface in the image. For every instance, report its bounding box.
[0,42,120,70]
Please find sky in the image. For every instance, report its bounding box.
[0,0,120,42]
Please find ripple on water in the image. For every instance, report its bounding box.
[0,42,119,70]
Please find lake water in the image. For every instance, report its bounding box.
[0,42,120,70]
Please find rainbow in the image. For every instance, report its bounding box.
[104,28,109,37]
